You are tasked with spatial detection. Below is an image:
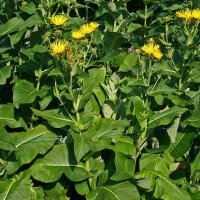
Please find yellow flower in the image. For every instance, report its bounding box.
[50,40,69,55]
[89,22,100,30]
[141,39,163,60]
[176,9,193,22]
[71,30,85,40]
[51,15,68,26]
[80,23,94,35]
[191,9,200,20]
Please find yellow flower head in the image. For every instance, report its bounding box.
[141,39,163,60]
[51,15,68,26]
[191,9,200,20]
[50,40,69,55]
[71,30,85,40]
[89,22,100,30]
[176,9,193,22]
[80,23,94,35]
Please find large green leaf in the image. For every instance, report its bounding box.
[191,152,200,175]
[103,32,126,50]
[140,170,191,200]
[0,66,11,85]
[147,82,177,96]
[10,29,26,46]
[0,132,15,151]
[13,125,57,166]
[169,131,197,159]
[31,143,90,182]
[71,131,90,163]
[148,106,187,129]
[186,111,200,128]
[87,181,140,200]
[0,16,24,36]
[0,174,31,200]
[88,118,129,141]
[19,14,43,30]
[111,152,135,181]
[13,79,37,105]
[118,53,138,72]
[139,153,173,175]
[32,108,75,128]
[20,2,36,14]
[0,104,21,132]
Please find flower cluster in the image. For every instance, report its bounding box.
[50,15,68,26]
[141,39,163,60]
[176,9,200,22]
[71,22,100,40]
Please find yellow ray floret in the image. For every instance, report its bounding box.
[80,23,94,35]
[191,9,200,20]
[176,9,200,22]
[141,40,163,60]
[50,40,69,55]
[89,22,100,30]
[51,15,68,26]
[71,30,86,40]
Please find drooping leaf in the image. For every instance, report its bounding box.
[191,152,200,175]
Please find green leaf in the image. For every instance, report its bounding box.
[10,29,26,46]
[19,14,43,30]
[0,132,15,151]
[119,53,138,72]
[104,32,126,50]
[32,108,75,128]
[71,131,90,163]
[0,16,24,36]
[20,2,36,14]
[148,106,187,129]
[186,68,200,83]
[13,125,57,166]
[89,118,129,141]
[186,111,200,128]
[140,170,191,200]
[31,143,90,182]
[140,153,173,175]
[13,80,37,105]
[127,23,142,32]
[191,152,200,175]
[112,136,136,156]
[86,181,140,200]
[169,131,197,159]
[0,174,31,200]
[0,104,21,131]
[147,82,177,96]
[111,152,135,181]
[0,66,11,85]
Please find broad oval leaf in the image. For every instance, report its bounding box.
[13,80,37,105]
[31,143,90,183]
